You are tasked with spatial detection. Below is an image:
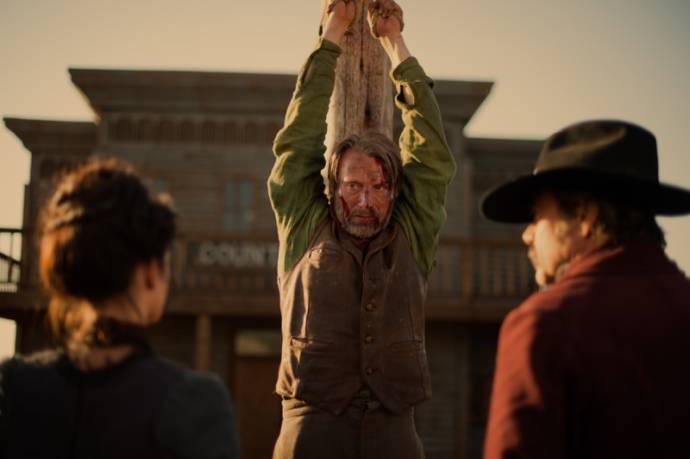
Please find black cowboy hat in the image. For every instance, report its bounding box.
[481,119,690,223]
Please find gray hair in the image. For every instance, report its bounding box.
[549,189,666,248]
[326,131,403,201]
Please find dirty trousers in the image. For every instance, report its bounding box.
[273,388,425,459]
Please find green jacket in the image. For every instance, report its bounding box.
[268,38,455,278]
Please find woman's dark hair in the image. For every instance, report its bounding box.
[39,158,176,342]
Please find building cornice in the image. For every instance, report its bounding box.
[433,80,493,125]
[70,68,494,124]
[466,136,542,159]
[3,117,97,156]
[69,68,297,117]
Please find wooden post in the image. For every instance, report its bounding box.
[461,244,474,299]
[322,0,395,156]
[195,313,212,371]
[456,324,471,459]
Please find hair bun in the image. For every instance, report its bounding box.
[40,158,176,303]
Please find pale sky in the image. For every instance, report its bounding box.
[1,0,689,351]
[0,318,16,360]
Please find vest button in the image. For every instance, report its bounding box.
[365,303,375,311]
[365,367,375,375]
[364,335,374,344]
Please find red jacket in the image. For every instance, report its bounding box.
[484,240,690,459]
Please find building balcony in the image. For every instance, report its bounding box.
[0,228,534,321]
[0,228,22,293]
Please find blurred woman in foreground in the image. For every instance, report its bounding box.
[0,158,240,458]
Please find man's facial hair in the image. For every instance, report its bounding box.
[333,195,387,239]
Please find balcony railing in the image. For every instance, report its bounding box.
[169,235,534,300]
[0,228,534,312]
[429,238,534,299]
[170,237,278,296]
[0,228,22,292]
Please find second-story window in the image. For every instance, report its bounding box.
[224,179,254,232]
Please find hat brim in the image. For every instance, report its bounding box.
[480,169,690,224]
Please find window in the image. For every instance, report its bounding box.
[224,179,254,232]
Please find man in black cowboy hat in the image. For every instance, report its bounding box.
[481,119,690,459]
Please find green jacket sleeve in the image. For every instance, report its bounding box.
[267,39,342,276]
[391,57,456,277]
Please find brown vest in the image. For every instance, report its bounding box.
[275,218,432,415]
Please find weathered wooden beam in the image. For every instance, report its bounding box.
[322,0,394,155]
[195,313,212,370]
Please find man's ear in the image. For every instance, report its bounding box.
[578,201,599,239]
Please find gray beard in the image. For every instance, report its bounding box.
[531,253,573,291]
[333,197,391,240]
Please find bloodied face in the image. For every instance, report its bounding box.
[334,149,394,239]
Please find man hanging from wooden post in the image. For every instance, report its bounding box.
[268,1,455,457]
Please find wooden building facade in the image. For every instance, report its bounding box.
[0,68,540,459]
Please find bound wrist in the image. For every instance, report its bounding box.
[322,24,348,46]
[381,35,409,68]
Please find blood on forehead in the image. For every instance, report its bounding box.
[338,150,390,186]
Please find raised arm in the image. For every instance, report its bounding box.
[368,0,412,101]
[322,0,356,46]
[369,0,456,277]
[267,2,354,276]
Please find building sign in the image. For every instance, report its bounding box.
[191,241,278,269]
[174,239,279,294]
